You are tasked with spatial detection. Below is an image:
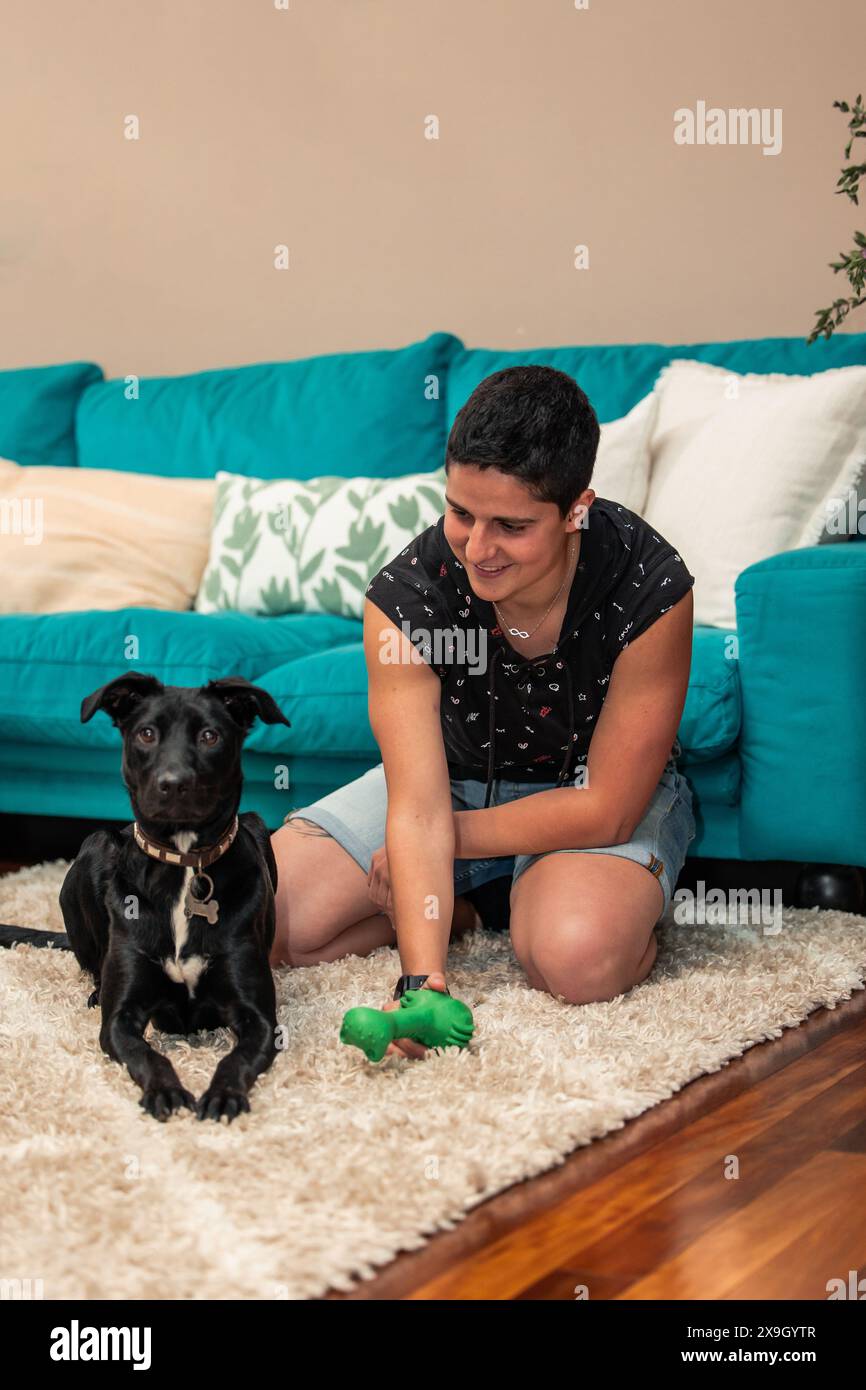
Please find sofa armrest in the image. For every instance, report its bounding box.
[735,544,866,865]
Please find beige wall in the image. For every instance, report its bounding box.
[3,0,864,377]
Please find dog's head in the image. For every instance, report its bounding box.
[81,673,291,825]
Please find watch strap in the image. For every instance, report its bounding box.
[393,973,451,1000]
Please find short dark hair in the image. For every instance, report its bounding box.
[445,365,600,517]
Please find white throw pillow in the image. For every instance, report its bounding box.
[195,467,449,619]
[642,360,866,628]
[591,390,658,514]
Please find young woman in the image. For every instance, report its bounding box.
[269,366,696,1058]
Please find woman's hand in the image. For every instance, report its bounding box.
[381,971,449,1060]
[367,843,394,921]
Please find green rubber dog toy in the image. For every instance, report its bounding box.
[340,989,475,1063]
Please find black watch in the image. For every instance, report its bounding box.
[393,973,451,1000]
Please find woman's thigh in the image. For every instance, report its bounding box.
[508,851,663,1005]
[270,814,381,959]
[270,763,390,957]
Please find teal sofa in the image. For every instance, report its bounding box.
[1,330,865,873]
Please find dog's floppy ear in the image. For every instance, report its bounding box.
[203,677,291,732]
[80,673,165,726]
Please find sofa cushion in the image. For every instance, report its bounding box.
[678,626,741,763]
[445,330,866,427]
[0,362,103,469]
[0,609,360,748]
[0,610,739,773]
[75,332,462,481]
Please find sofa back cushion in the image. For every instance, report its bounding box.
[75,332,461,481]
[445,330,866,426]
[0,362,103,469]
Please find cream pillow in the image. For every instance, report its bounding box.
[591,389,658,514]
[0,458,216,614]
[642,360,866,628]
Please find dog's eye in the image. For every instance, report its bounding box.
[136,726,156,744]
[200,728,220,746]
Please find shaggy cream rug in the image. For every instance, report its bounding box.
[2,859,866,1300]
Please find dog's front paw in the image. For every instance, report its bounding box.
[139,1083,196,1122]
[196,1084,251,1124]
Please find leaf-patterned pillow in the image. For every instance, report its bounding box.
[194,467,447,618]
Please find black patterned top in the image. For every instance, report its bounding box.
[364,497,695,810]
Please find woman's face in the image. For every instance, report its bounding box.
[443,462,594,602]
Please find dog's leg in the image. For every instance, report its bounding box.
[99,964,196,1121]
[59,829,118,1002]
[196,956,278,1122]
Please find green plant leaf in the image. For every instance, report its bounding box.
[388,495,420,531]
[335,564,368,592]
[224,506,259,550]
[203,567,223,603]
[299,549,325,584]
[416,484,446,511]
[314,576,344,615]
[335,514,385,562]
[258,575,297,615]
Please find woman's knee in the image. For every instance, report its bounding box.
[515,917,658,1005]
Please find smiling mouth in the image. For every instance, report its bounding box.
[471,562,512,577]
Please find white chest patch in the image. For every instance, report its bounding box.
[162,831,210,998]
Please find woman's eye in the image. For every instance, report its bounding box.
[137,727,156,744]
[200,729,220,746]
[450,506,524,534]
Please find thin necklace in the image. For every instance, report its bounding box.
[493,536,576,641]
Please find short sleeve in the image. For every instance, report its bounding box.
[364,563,451,674]
[606,526,695,661]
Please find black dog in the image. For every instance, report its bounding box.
[0,672,290,1123]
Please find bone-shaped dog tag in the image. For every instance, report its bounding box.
[184,871,220,924]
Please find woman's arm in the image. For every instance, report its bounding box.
[363,599,456,977]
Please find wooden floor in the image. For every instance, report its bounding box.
[330,988,866,1300]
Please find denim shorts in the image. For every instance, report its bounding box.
[282,759,697,920]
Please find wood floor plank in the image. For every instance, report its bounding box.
[724,1200,866,1300]
[542,1063,866,1299]
[619,1150,866,1300]
[405,1026,866,1299]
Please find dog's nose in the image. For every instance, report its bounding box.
[156,770,191,799]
